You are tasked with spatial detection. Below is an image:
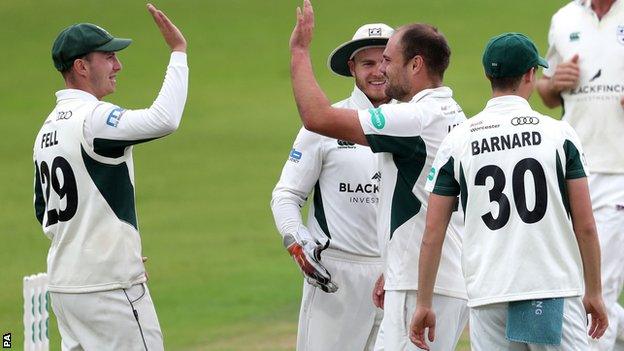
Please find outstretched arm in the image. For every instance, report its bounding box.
[84,4,189,156]
[289,0,367,145]
[409,194,455,350]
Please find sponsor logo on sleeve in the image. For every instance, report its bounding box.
[427,167,436,181]
[369,108,386,129]
[106,108,124,127]
[288,148,302,163]
[617,26,624,45]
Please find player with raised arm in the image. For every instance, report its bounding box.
[33,4,187,350]
[272,23,392,350]
[410,33,608,350]
[289,1,468,349]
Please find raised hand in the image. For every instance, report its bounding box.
[289,0,315,53]
[147,3,187,53]
[550,54,580,93]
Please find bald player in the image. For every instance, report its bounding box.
[272,23,392,351]
[288,1,468,350]
[33,5,187,350]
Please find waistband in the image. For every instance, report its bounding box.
[321,248,383,264]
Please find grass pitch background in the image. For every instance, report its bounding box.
[0,0,612,349]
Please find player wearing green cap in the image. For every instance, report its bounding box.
[409,32,608,350]
[33,4,187,350]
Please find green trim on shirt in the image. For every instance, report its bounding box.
[555,150,572,218]
[93,137,161,158]
[81,145,137,229]
[365,134,426,239]
[563,140,586,179]
[432,157,460,196]
[313,181,331,238]
[459,164,468,220]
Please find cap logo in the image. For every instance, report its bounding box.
[491,62,498,66]
[368,28,382,37]
[617,25,624,45]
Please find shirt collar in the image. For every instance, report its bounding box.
[350,85,375,109]
[409,86,453,104]
[575,0,622,16]
[484,95,531,111]
[55,89,99,103]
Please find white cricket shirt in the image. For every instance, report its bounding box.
[271,86,381,257]
[426,96,587,307]
[544,0,624,173]
[357,87,467,297]
[33,52,188,293]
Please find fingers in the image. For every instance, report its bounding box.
[570,54,579,64]
[428,324,436,342]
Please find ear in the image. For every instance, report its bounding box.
[411,55,424,76]
[524,67,536,84]
[72,58,89,78]
[347,59,356,77]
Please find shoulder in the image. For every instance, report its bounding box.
[552,1,582,23]
[91,101,126,127]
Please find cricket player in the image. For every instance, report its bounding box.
[410,32,608,350]
[288,1,468,349]
[536,1,624,348]
[33,4,187,350]
[272,23,393,351]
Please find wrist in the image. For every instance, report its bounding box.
[290,47,310,57]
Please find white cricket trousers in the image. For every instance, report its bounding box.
[374,290,468,351]
[297,248,384,351]
[50,283,163,351]
[470,296,588,350]
[588,174,624,351]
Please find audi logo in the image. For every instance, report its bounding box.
[511,116,539,126]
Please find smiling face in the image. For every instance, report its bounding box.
[81,51,122,99]
[380,33,412,102]
[348,47,389,107]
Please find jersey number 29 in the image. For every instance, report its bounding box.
[39,157,78,227]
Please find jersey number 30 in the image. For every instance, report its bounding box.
[475,157,547,230]
[39,157,78,226]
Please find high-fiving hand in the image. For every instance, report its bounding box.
[147,3,187,53]
[289,0,315,53]
[549,54,580,93]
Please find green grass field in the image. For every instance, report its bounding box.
[1,0,614,349]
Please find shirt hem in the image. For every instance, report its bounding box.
[48,275,147,293]
[384,284,468,300]
[467,289,582,307]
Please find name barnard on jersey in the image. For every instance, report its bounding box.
[472,131,541,156]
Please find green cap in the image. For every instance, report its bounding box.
[482,32,548,78]
[52,23,132,72]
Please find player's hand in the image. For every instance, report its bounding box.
[549,54,580,93]
[147,3,187,53]
[583,294,609,339]
[372,274,385,309]
[409,306,436,350]
[283,230,338,293]
[289,0,314,53]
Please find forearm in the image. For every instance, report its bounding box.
[290,49,333,132]
[270,192,305,238]
[417,227,445,307]
[536,77,562,109]
[576,226,602,296]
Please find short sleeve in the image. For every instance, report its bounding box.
[542,16,562,78]
[357,103,424,157]
[425,132,460,196]
[561,122,588,179]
